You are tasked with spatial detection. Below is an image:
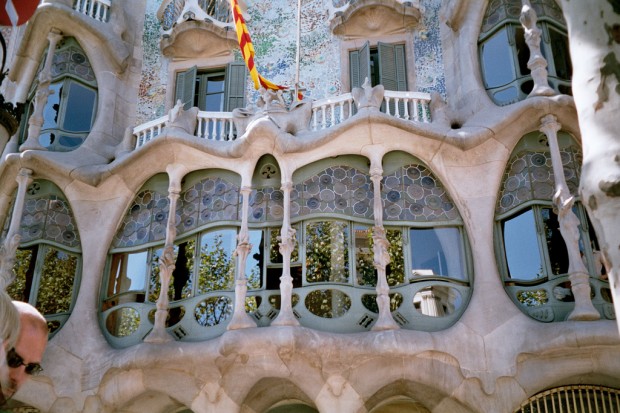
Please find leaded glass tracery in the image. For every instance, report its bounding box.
[292,166,373,219]
[3,179,81,337]
[382,164,459,222]
[496,144,582,215]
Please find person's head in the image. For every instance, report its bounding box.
[4,301,47,399]
[0,292,20,405]
[0,292,19,349]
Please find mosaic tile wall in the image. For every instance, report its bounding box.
[137,0,446,124]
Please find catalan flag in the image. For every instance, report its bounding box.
[230,0,286,91]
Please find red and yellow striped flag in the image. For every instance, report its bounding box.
[230,0,287,91]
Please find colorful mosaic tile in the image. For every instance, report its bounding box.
[138,0,446,121]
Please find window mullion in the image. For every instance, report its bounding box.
[29,245,47,306]
[533,206,552,279]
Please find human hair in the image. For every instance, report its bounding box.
[0,292,20,348]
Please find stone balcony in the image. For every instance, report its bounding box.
[133,88,432,149]
[157,0,237,58]
[328,0,422,39]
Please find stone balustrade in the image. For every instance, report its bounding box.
[73,0,111,22]
[101,278,469,348]
[133,91,432,149]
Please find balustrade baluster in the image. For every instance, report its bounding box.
[403,97,410,120]
[312,108,318,131]
[211,119,217,140]
[321,106,327,129]
[227,119,234,140]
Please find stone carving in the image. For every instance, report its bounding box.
[540,115,599,321]
[520,0,555,97]
[228,186,258,330]
[0,169,32,290]
[166,99,199,135]
[145,165,188,342]
[20,30,63,152]
[352,78,384,110]
[273,180,300,326]
[232,90,313,136]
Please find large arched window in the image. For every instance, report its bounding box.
[3,180,82,337]
[495,132,614,322]
[479,0,571,105]
[102,171,243,347]
[19,37,98,151]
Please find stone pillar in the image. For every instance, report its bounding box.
[20,29,63,151]
[272,181,300,326]
[0,168,33,290]
[540,115,599,320]
[228,186,257,329]
[144,164,187,342]
[520,0,555,97]
[369,162,398,331]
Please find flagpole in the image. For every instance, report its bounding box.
[294,0,301,100]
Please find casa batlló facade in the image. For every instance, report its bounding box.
[0,0,618,412]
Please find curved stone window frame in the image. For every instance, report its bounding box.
[3,179,82,338]
[495,133,612,322]
[18,37,98,151]
[478,0,571,105]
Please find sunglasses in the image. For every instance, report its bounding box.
[6,348,43,376]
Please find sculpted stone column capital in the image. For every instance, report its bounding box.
[539,114,561,135]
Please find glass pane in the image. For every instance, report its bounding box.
[541,208,569,275]
[246,229,263,289]
[356,228,405,286]
[206,75,225,93]
[413,285,463,317]
[149,239,196,302]
[386,229,405,285]
[305,289,351,318]
[549,27,572,80]
[502,209,543,280]
[194,296,232,326]
[493,87,518,104]
[42,83,62,130]
[354,225,374,285]
[36,247,78,315]
[305,221,350,283]
[105,307,140,337]
[269,227,299,264]
[8,248,35,302]
[38,132,56,148]
[515,27,529,76]
[196,229,236,294]
[205,93,224,112]
[481,27,516,88]
[107,251,148,296]
[410,227,466,280]
[62,82,96,132]
[58,135,84,148]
